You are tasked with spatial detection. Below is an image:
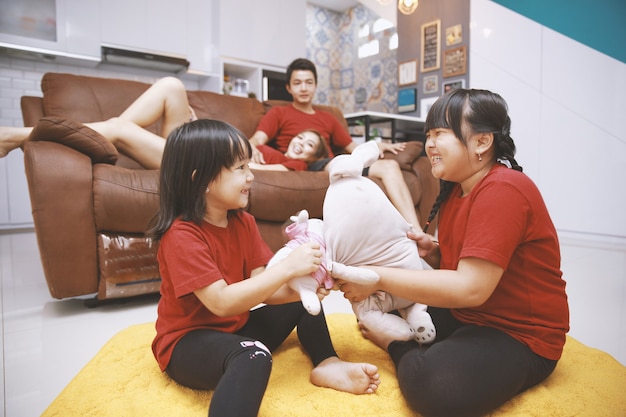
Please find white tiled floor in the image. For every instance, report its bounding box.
[1,229,625,417]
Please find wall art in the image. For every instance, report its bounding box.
[443,46,467,78]
[423,74,438,95]
[398,88,417,113]
[398,60,418,86]
[420,19,441,73]
[443,79,465,93]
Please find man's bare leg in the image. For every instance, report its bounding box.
[367,158,421,230]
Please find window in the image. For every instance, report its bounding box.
[358,39,379,58]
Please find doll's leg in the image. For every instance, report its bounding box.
[288,276,322,315]
[400,302,436,344]
[354,296,415,341]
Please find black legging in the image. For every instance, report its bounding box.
[388,307,558,417]
[165,302,337,417]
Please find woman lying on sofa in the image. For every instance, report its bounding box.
[0,76,328,171]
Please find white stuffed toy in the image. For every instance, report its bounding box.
[267,209,378,316]
[324,141,436,344]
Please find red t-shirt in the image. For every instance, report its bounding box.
[257,144,308,171]
[439,164,569,360]
[152,212,274,371]
[256,104,353,157]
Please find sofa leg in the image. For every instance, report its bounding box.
[83,292,160,308]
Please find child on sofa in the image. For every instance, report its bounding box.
[146,119,380,417]
[337,88,569,417]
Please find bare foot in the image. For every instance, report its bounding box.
[359,322,396,351]
[0,126,31,158]
[310,356,380,394]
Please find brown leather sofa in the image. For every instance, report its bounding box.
[20,72,439,301]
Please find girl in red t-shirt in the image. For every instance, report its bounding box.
[148,119,379,417]
[337,89,569,417]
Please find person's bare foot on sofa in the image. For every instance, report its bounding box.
[310,356,380,394]
[0,126,30,158]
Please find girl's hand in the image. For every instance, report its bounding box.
[407,229,440,268]
[284,241,323,278]
[336,277,378,303]
[316,286,330,301]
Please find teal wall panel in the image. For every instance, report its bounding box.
[491,0,626,63]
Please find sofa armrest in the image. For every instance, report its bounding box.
[20,96,44,127]
[23,141,99,298]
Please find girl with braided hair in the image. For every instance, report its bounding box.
[336,89,569,417]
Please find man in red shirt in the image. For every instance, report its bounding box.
[248,58,422,230]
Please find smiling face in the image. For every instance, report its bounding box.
[426,127,494,196]
[284,130,324,161]
[207,154,254,213]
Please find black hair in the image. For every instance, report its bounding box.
[286,58,318,85]
[422,89,523,233]
[147,119,251,240]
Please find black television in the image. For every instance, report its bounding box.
[262,70,292,102]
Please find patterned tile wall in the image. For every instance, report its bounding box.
[305,4,398,114]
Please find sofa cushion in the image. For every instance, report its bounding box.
[29,117,119,164]
[187,90,266,138]
[41,73,157,131]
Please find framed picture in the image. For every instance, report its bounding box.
[398,88,417,113]
[420,19,441,73]
[443,79,465,93]
[443,46,467,78]
[445,24,462,46]
[420,97,438,119]
[398,60,418,86]
[423,74,438,95]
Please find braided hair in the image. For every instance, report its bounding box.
[422,89,523,233]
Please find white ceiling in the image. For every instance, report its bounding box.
[307,0,360,12]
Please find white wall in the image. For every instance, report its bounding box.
[219,0,307,67]
[470,0,626,240]
[470,0,626,365]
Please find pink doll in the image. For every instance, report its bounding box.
[267,209,379,316]
[324,141,436,344]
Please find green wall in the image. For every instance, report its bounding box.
[491,0,626,64]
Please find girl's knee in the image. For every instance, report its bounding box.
[233,340,273,368]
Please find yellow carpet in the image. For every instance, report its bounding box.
[42,314,626,417]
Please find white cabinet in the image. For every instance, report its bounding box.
[100,0,217,75]
[218,0,306,68]
[0,152,33,229]
[0,0,100,62]
[222,58,286,100]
